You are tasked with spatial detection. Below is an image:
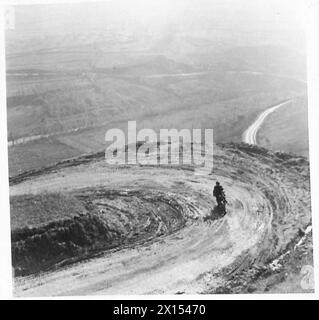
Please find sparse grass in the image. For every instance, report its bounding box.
[12,211,123,276]
[10,188,187,276]
[10,192,87,230]
[258,97,309,157]
[8,138,82,176]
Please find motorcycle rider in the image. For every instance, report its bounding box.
[213,181,226,207]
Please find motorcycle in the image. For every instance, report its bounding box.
[206,193,227,221]
[216,193,228,210]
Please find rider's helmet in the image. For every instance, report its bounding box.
[216,181,220,186]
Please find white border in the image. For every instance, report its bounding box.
[0,0,318,300]
[0,5,13,299]
[306,0,319,301]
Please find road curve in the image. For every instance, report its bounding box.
[242,100,291,145]
[12,142,311,296]
[9,98,307,297]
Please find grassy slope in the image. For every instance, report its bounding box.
[258,97,309,157]
[6,27,308,175]
[8,138,82,175]
[7,70,306,175]
[11,188,187,276]
[10,192,87,230]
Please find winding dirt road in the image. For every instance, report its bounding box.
[12,140,311,296]
[242,100,291,144]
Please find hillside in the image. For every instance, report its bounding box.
[10,142,312,295]
[258,97,309,157]
[6,0,312,297]
[6,7,308,175]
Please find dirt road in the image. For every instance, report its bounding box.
[242,100,291,144]
[12,142,311,296]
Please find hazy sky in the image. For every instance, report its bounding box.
[12,0,306,33]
